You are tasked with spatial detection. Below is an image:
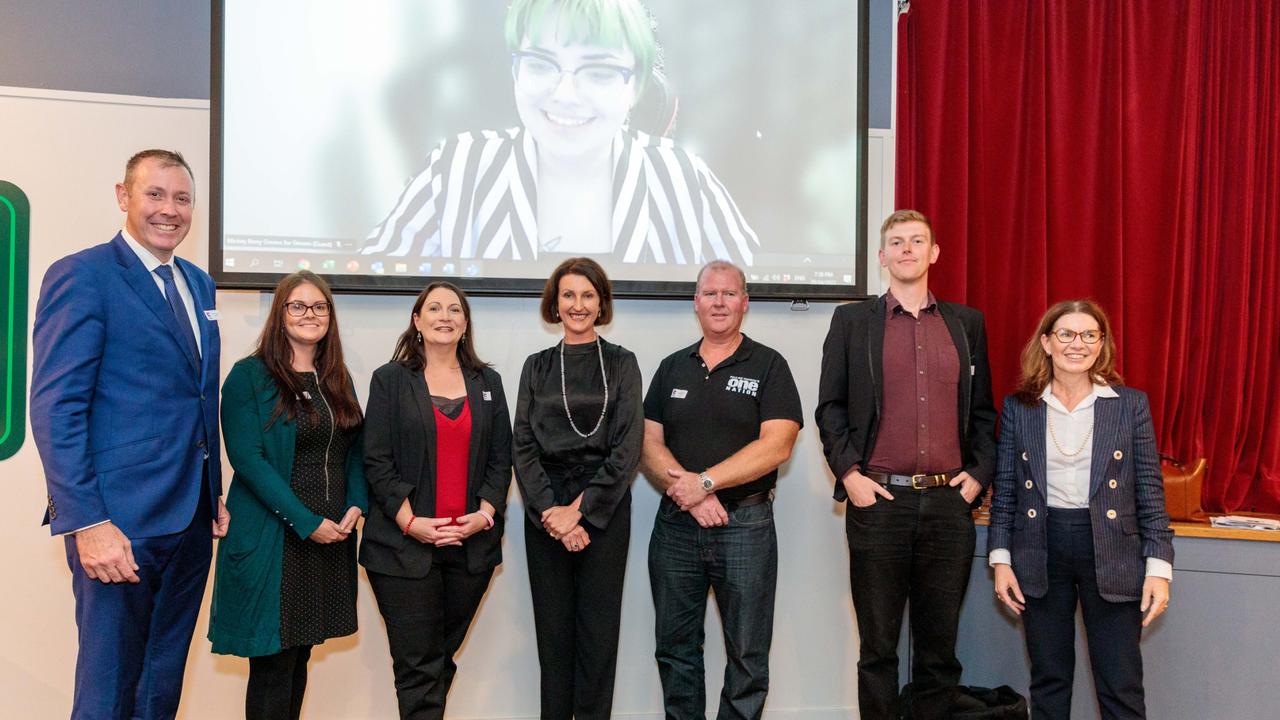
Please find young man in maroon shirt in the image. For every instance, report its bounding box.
[816,210,997,720]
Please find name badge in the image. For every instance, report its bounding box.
[204,309,221,321]
[482,391,492,401]
[671,388,688,399]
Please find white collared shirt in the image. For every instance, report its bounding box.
[990,383,1171,580]
[1043,382,1117,509]
[121,227,202,355]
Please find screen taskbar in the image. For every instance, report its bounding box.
[217,234,864,300]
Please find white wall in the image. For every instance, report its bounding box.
[0,86,893,719]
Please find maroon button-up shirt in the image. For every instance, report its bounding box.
[866,291,963,474]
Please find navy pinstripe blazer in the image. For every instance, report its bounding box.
[987,386,1174,602]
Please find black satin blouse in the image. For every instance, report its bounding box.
[513,337,643,530]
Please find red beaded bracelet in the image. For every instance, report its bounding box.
[403,516,416,535]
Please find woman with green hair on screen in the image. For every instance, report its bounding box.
[362,0,759,269]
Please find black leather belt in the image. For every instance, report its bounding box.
[723,491,771,511]
[864,471,958,490]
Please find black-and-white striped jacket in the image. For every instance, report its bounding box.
[360,127,759,264]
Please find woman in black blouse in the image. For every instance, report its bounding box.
[514,257,644,720]
[361,281,513,719]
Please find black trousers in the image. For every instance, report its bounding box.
[525,505,630,720]
[1022,508,1146,720]
[845,485,976,720]
[367,547,494,720]
[246,645,312,720]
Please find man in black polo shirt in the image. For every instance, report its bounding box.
[642,260,803,720]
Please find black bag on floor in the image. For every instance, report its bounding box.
[898,682,1028,719]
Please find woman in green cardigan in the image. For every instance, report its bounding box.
[209,271,366,720]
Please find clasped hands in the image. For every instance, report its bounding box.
[395,497,491,547]
[665,468,729,528]
[401,511,489,547]
[542,506,590,553]
[308,506,364,544]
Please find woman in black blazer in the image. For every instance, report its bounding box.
[989,299,1173,720]
[361,281,512,720]
[513,257,643,720]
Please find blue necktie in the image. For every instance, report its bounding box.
[153,265,201,361]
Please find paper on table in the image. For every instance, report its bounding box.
[1209,515,1280,531]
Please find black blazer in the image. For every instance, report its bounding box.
[815,295,998,501]
[987,387,1174,602]
[359,361,513,577]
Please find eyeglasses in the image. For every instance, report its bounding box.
[1050,329,1103,344]
[512,51,635,101]
[285,301,330,317]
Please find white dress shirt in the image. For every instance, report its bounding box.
[1043,382,1114,509]
[121,227,202,355]
[990,383,1171,580]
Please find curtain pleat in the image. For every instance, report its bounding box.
[897,0,1280,512]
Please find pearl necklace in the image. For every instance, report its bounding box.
[1046,409,1093,457]
[559,337,608,438]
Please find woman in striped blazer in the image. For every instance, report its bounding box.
[360,0,759,267]
[988,299,1174,720]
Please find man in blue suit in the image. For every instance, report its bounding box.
[31,149,229,720]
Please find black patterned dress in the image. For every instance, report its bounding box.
[279,371,359,649]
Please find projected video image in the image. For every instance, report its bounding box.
[218,0,864,296]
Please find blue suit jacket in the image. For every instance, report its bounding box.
[31,233,222,538]
[987,386,1174,602]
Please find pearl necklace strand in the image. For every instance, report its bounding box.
[1046,408,1093,457]
[559,337,609,438]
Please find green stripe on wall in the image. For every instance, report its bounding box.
[0,181,30,461]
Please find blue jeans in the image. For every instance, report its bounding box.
[649,496,778,720]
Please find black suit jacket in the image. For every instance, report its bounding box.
[987,388,1175,602]
[815,295,997,501]
[359,361,513,577]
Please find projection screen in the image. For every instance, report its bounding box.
[212,0,869,299]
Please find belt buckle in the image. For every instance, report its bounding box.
[911,473,930,490]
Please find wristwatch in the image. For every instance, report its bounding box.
[699,472,715,492]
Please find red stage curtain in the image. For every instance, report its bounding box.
[896,0,1280,512]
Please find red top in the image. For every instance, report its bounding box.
[433,398,472,521]
[866,291,963,474]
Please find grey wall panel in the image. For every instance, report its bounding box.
[0,1,210,99]
[2,1,895,121]
[868,0,893,128]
